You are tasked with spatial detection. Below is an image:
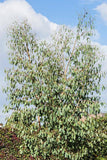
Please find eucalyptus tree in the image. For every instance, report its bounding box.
[4,13,106,159]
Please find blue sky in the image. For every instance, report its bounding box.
[25,0,107,45]
[0,0,107,124]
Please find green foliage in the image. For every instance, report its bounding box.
[4,12,106,159]
[0,126,35,159]
[97,157,107,160]
[95,114,107,158]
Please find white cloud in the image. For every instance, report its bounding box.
[96,3,107,24]
[0,0,58,39]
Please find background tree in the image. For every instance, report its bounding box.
[4,12,106,159]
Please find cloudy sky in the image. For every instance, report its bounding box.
[0,0,107,124]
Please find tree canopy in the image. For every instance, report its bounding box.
[4,12,106,159]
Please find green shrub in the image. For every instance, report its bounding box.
[95,114,107,158]
[97,156,107,160]
[0,127,35,160]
